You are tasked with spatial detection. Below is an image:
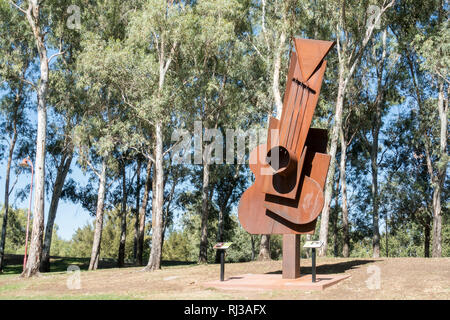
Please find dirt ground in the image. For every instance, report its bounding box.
[0,257,449,299]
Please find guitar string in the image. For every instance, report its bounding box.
[280,58,298,140]
[289,82,307,151]
[283,79,301,147]
[284,81,303,147]
[286,83,303,149]
[294,86,311,155]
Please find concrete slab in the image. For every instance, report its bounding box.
[203,273,351,291]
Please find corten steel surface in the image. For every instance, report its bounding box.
[238,38,335,235]
[238,38,335,280]
[282,234,300,279]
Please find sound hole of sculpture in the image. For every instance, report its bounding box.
[266,146,290,172]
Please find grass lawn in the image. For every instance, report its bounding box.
[0,255,449,299]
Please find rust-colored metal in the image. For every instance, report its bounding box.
[282,234,300,279]
[238,38,335,279]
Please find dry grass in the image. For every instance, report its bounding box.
[0,257,449,299]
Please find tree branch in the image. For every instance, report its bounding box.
[9,0,26,14]
[48,51,65,64]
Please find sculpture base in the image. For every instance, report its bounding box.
[203,273,350,291]
[282,234,300,279]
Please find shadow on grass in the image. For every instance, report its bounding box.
[1,254,197,275]
[161,260,197,267]
[266,259,379,275]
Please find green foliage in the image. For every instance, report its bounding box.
[162,230,193,262]
[69,206,150,261]
[2,207,27,254]
[1,207,72,257]
[68,222,94,258]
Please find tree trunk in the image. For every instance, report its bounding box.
[161,175,177,262]
[88,159,107,271]
[431,175,443,258]
[385,212,389,258]
[319,84,344,256]
[258,235,271,261]
[340,127,350,258]
[198,162,210,264]
[332,164,341,258]
[133,159,141,262]
[0,111,18,272]
[40,149,73,272]
[250,235,255,261]
[318,0,393,256]
[118,161,127,267]
[22,94,47,278]
[145,122,164,271]
[431,80,447,257]
[370,29,388,260]
[22,0,49,278]
[333,207,338,257]
[371,120,380,258]
[272,30,286,118]
[424,222,431,258]
[137,160,152,266]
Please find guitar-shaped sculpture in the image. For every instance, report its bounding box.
[238,38,335,235]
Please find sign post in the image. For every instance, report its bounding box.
[213,242,232,281]
[303,240,323,283]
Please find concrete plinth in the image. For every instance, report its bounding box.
[203,273,350,291]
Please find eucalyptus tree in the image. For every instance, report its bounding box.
[131,155,143,262]
[317,0,395,257]
[41,104,75,272]
[8,0,76,277]
[136,159,152,265]
[211,163,247,262]
[74,37,130,270]
[352,28,402,257]
[73,104,113,271]
[0,1,35,272]
[334,76,362,257]
[412,4,448,257]
[116,0,191,271]
[160,160,189,254]
[176,0,256,263]
[40,35,87,271]
[117,151,139,268]
[74,33,132,270]
[390,0,448,257]
[72,0,142,270]
[380,114,435,257]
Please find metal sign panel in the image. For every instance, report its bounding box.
[303,240,324,248]
[213,242,233,250]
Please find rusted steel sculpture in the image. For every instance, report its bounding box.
[238,38,335,278]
